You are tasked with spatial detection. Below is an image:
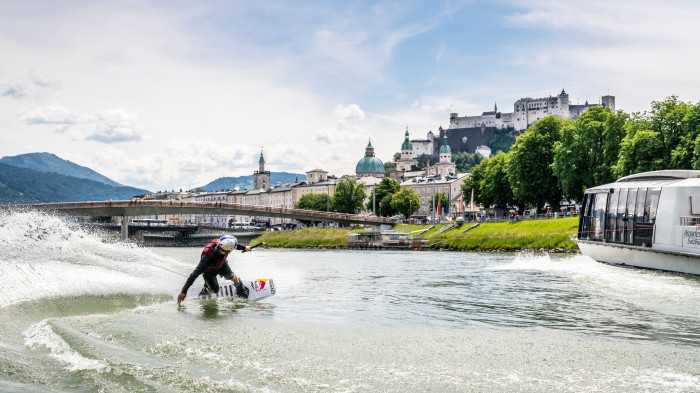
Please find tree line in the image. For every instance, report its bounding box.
[294,177,422,219]
[462,95,700,214]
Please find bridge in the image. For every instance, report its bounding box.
[1,200,397,240]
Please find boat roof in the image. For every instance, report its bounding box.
[617,170,700,182]
[586,170,700,193]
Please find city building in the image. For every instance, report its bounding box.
[400,173,469,219]
[396,127,418,172]
[296,168,337,211]
[355,140,385,178]
[475,145,492,158]
[254,150,271,191]
[425,135,456,177]
[448,89,615,132]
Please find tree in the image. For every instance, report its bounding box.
[393,152,402,162]
[331,177,366,214]
[390,187,420,218]
[428,192,448,212]
[552,107,627,203]
[451,151,485,173]
[383,161,396,177]
[366,177,400,216]
[487,127,517,153]
[648,95,691,164]
[461,160,486,206]
[672,103,700,168]
[507,116,564,213]
[295,193,331,211]
[480,153,516,210]
[614,129,666,176]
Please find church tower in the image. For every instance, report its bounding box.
[254,149,271,191]
[397,126,418,172]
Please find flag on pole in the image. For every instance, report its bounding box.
[446,192,450,214]
[437,198,440,216]
[470,188,474,211]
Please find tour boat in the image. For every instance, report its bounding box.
[575,170,700,275]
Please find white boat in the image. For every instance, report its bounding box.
[574,170,700,275]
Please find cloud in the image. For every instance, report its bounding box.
[84,108,146,143]
[334,104,365,121]
[317,104,373,144]
[22,104,146,143]
[0,70,55,99]
[22,103,77,125]
[1,80,30,99]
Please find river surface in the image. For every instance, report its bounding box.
[1,211,699,392]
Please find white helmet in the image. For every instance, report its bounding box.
[218,235,238,253]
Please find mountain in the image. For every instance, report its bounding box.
[198,172,306,191]
[0,163,151,204]
[0,152,121,186]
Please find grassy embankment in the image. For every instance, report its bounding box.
[252,217,580,251]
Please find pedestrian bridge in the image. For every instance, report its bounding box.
[2,200,396,230]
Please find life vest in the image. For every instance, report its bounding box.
[201,239,228,274]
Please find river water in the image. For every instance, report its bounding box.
[1,211,699,392]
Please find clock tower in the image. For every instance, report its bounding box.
[254,150,271,191]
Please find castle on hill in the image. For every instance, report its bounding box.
[448,88,615,132]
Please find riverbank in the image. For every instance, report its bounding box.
[251,217,580,252]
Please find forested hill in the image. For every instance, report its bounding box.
[0,163,151,204]
[199,172,306,191]
[0,152,121,186]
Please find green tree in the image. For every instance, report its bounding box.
[507,116,564,213]
[648,95,691,164]
[427,192,448,213]
[615,129,666,175]
[383,161,396,177]
[390,187,420,218]
[480,153,516,210]
[552,107,627,203]
[366,177,400,216]
[461,160,486,207]
[393,152,402,162]
[331,177,366,214]
[672,103,700,168]
[487,127,517,153]
[295,193,331,211]
[451,151,485,173]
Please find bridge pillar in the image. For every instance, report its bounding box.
[121,216,129,241]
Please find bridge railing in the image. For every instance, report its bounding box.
[1,200,396,225]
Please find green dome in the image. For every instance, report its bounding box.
[356,156,385,174]
[439,135,451,154]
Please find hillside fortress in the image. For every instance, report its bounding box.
[448,88,615,132]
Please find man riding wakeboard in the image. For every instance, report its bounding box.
[176,235,251,304]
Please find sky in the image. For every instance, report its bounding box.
[1,0,699,192]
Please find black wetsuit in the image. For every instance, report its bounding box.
[181,240,246,294]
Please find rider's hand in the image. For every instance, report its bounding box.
[177,292,186,305]
[244,246,252,252]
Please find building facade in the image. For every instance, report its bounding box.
[400,173,469,218]
[254,150,271,191]
[448,89,615,132]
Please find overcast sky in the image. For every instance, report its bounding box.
[1,0,699,191]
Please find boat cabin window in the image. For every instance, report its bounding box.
[625,188,637,244]
[615,188,628,243]
[579,186,661,246]
[644,188,661,223]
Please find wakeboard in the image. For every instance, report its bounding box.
[174,278,275,302]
